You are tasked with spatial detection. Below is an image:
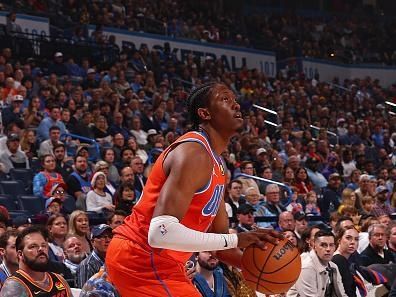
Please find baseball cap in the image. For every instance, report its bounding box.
[256,148,267,156]
[147,129,158,137]
[54,52,63,57]
[329,173,341,180]
[12,95,23,102]
[87,68,96,74]
[237,204,255,215]
[376,186,388,194]
[90,224,112,240]
[45,197,62,209]
[293,211,307,221]
[13,215,32,228]
[50,183,67,196]
[7,133,20,141]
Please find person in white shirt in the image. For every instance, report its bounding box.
[86,172,115,213]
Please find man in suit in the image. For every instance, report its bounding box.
[131,156,147,193]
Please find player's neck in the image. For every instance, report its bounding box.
[199,125,228,154]
[20,265,46,281]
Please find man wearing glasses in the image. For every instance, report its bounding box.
[76,224,113,288]
[287,230,347,297]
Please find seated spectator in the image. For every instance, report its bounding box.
[33,154,65,200]
[286,191,304,214]
[354,174,371,210]
[118,147,135,169]
[377,214,392,227]
[300,225,322,254]
[36,105,67,142]
[53,143,73,180]
[115,182,137,215]
[284,230,299,248]
[372,186,395,217]
[294,211,309,239]
[45,197,62,216]
[319,173,342,221]
[107,210,127,229]
[0,133,29,174]
[91,115,112,145]
[94,161,117,197]
[77,224,113,288]
[86,172,115,214]
[192,251,230,296]
[332,226,386,297]
[126,136,148,165]
[67,155,91,210]
[357,216,380,254]
[23,96,44,128]
[287,230,347,297]
[305,157,328,189]
[68,210,92,255]
[12,215,32,233]
[224,180,245,225]
[234,204,256,233]
[38,126,63,157]
[63,236,86,286]
[360,224,395,266]
[19,129,38,160]
[1,94,24,128]
[101,148,120,185]
[47,214,68,262]
[277,211,295,232]
[244,186,273,228]
[0,230,18,288]
[304,191,321,216]
[131,156,147,194]
[292,167,313,198]
[0,226,72,296]
[130,116,147,146]
[236,161,260,195]
[360,195,375,216]
[264,184,286,216]
[338,188,357,213]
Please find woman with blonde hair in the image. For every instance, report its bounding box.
[68,210,91,255]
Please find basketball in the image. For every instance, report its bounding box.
[241,238,301,294]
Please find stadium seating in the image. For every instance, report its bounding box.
[18,195,45,214]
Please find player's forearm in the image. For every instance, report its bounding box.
[215,248,243,269]
[148,215,238,252]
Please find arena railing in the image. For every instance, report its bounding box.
[60,133,101,162]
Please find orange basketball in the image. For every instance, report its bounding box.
[241,238,301,294]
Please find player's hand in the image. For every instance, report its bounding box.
[185,261,196,280]
[237,229,283,249]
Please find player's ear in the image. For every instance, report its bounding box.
[197,107,211,121]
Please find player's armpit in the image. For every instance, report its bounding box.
[0,278,29,297]
[152,142,212,220]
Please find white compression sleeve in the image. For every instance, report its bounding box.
[148,215,238,252]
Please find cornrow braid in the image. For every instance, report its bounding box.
[187,82,216,130]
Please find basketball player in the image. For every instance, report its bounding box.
[0,226,72,297]
[106,83,282,297]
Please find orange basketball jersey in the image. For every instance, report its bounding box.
[114,130,227,264]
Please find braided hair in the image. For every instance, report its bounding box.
[187,82,217,130]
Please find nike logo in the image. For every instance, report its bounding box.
[34,291,41,295]
[222,235,228,247]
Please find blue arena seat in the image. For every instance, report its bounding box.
[18,195,45,214]
[0,180,27,197]
[9,168,34,192]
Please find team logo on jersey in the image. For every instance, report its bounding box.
[55,281,65,290]
[202,185,224,216]
[159,224,168,236]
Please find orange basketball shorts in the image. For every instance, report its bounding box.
[106,236,202,297]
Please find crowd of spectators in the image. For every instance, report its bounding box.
[0,3,395,295]
[8,0,396,65]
